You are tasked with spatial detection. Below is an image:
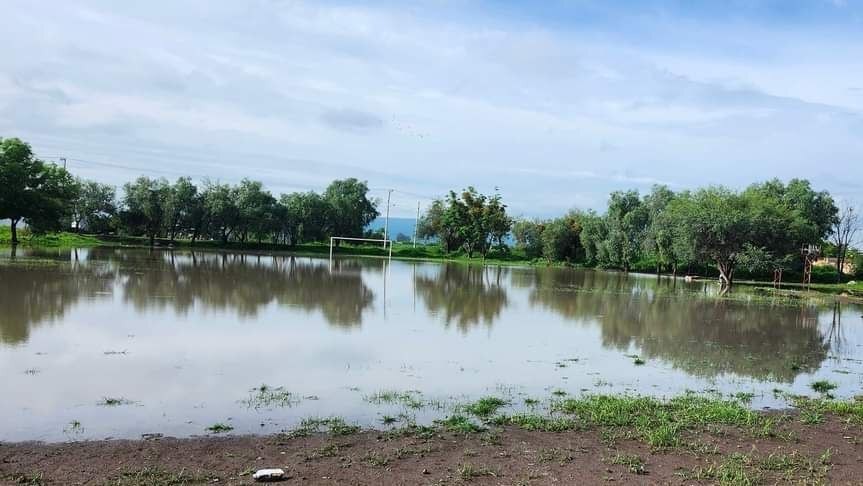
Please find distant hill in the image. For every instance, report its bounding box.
[366,217,418,242]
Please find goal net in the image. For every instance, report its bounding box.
[329,236,393,259]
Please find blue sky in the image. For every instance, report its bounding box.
[1,0,861,217]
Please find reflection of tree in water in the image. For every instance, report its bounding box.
[521,268,830,382]
[1,249,377,344]
[0,255,113,344]
[415,264,509,332]
[115,250,376,328]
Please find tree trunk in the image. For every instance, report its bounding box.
[10,218,19,245]
[148,232,155,247]
[836,252,845,283]
[718,261,734,288]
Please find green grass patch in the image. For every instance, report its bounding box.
[438,415,485,434]
[810,380,837,395]
[611,453,647,475]
[500,414,579,432]
[464,397,508,417]
[105,467,210,485]
[205,423,233,434]
[241,384,298,409]
[0,227,103,248]
[287,416,361,438]
[363,390,425,409]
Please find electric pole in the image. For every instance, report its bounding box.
[60,157,67,169]
[383,189,393,248]
[413,201,420,248]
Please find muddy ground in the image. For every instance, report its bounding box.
[2,414,862,485]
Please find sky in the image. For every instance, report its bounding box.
[1,0,862,218]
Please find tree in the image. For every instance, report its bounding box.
[641,185,677,275]
[605,190,647,271]
[72,179,116,234]
[418,199,462,252]
[831,205,860,281]
[541,213,582,263]
[0,138,78,243]
[202,181,239,244]
[233,179,276,243]
[281,191,330,245]
[512,219,545,259]
[164,177,199,242]
[122,177,170,246]
[579,211,608,266]
[323,178,378,241]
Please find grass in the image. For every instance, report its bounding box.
[457,463,497,480]
[0,227,102,248]
[438,415,485,434]
[464,397,508,417]
[791,395,863,425]
[611,453,647,475]
[99,397,134,406]
[286,417,361,438]
[681,453,760,486]
[363,390,425,409]
[499,414,579,432]
[104,467,210,485]
[537,448,575,464]
[205,423,233,434]
[5,472,44,485]
[241,384,298,409]
[810,380,838,395]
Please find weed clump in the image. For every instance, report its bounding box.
[465,397,507,417]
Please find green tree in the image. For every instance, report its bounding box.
[164,177,199,242]
[605,190,648,271]
[280,191,330,245]
[541,213,583,263]
[579,211,608,266]
[72,179,116,234]
[641,185,677,275]
[202,181,239,244]
[323,178,378,241]
[233,179,276,243]
[0,138,78,243]
[418,199,462,252]
[512,219,545,259]
[122,177,170,246]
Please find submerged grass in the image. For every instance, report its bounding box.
[464,397,508,417]
[286,417,361,438]
[205,423,233,434]
[363,390,425,409]
[241,384,298,409]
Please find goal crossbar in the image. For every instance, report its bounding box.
[329,236,393,259]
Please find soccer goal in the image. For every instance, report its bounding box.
[329,236,393,260]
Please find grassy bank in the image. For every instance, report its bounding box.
[3,392,861,485]
[0,226,102,248]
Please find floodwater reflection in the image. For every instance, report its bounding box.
[1,249,862,442]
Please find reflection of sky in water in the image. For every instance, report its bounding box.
[1,248,862,442]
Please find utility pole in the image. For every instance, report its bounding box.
[413,201,420,248]
[60,157,67,169]
[383,189,393,248]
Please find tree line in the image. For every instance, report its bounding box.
[505,182,858,285]
[1,137,379,247]
[2,136,860,286]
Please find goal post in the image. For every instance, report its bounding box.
[329,236,393,260]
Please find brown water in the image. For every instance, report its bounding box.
[1,248,862,442]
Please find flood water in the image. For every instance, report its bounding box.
[2,247,862,442]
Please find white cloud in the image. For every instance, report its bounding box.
[0,0,861,216]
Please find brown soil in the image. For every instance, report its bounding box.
[2,416,862,485]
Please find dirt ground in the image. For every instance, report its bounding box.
[2,416,862,485]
